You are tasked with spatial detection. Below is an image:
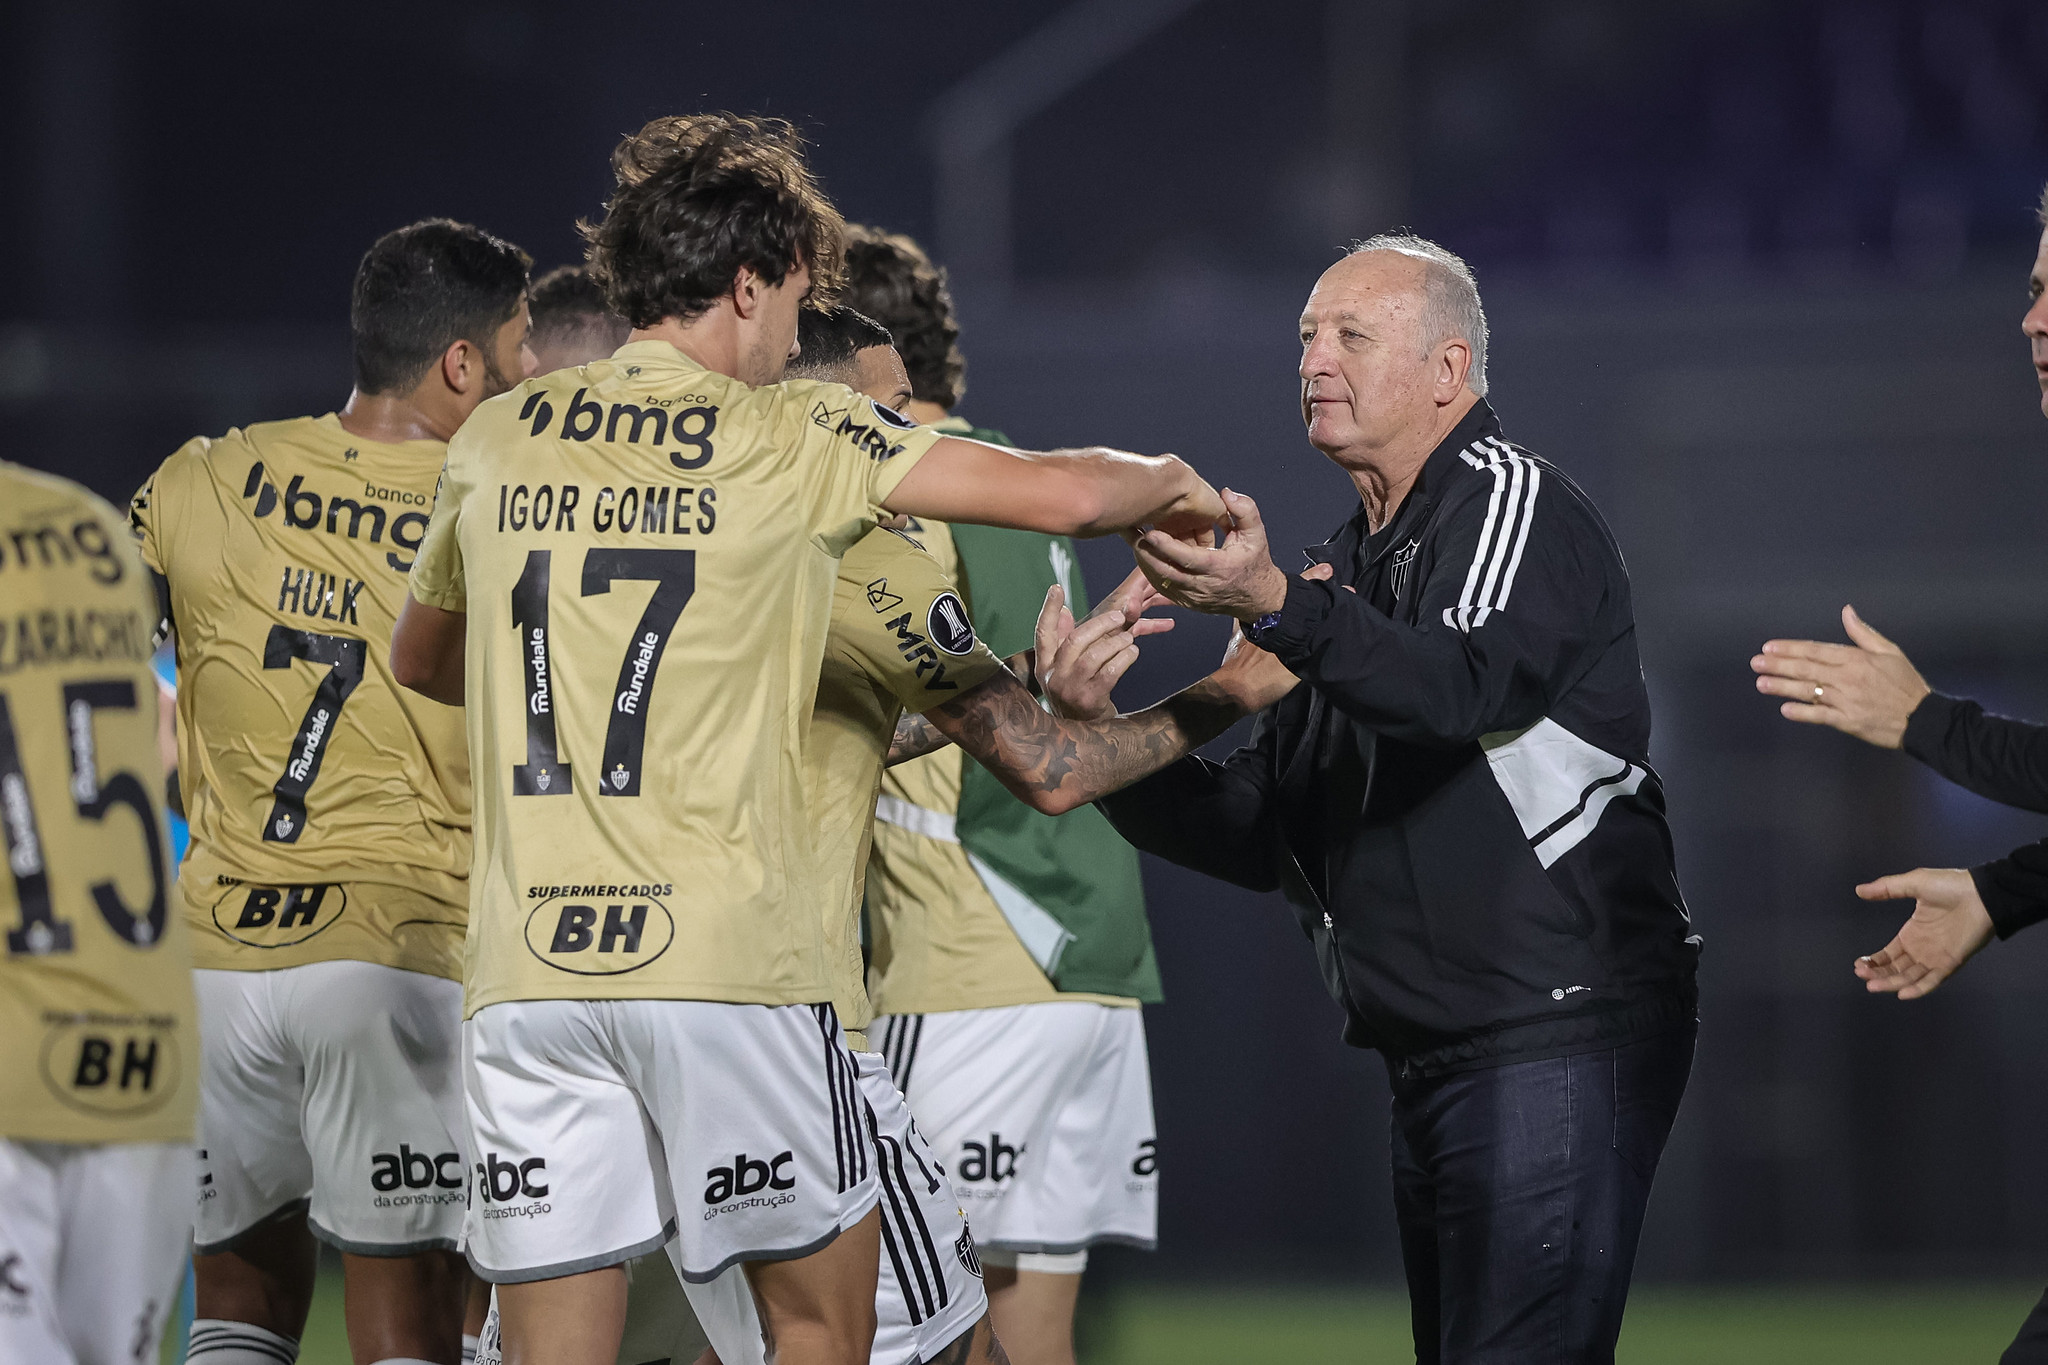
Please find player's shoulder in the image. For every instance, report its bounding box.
[4,460,151,588]
[837,526,963,620]
[151,413,332,484]
[1,458,122,528]
[839,523,953,587]
[774,379,925,456]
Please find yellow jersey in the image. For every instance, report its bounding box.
[809,528,1002,1045]
[867,516,1134,1015]
[131,415,470,979]
[409,340,941,1014]
[2,462,197,1142]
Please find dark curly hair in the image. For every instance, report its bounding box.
[351,218,531,395]
[581,113,845,329]
[841,225,966,409]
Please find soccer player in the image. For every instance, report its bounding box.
[555,304,1293,1365]
[0,460,198,1365]
[388,112,1222,1365]
[843,226,1161,1365]
[527,266,629,377]
[133,218,533,1365]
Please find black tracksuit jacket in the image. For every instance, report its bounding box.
[1901,695,2048,937]
[1100,401,1700,1074]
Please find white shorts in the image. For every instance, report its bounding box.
[876,1001,1157,1255]
[0,1138,194,1365]
[682,1051,987,1365]
[462,999,879,1285]
[194,962,466,1255]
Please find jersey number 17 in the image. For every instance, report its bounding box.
[510,548,693,799]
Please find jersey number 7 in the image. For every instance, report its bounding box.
[510,548,694,799]
[261,626,365,843]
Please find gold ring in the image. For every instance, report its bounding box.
[1813,685,1825,702]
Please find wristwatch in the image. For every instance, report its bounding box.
[1243,609,1283,639]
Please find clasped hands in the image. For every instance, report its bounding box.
[1025,488,1300,723]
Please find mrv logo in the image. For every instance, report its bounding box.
[704,1151,796,1203]
[372,1144,463,1191]
[523,893,676,976]
[884,613,959,692]
[809,398,914,461]
[241,461,430,573]
[475,1152,549,1203]
[956,1133,1025,1183]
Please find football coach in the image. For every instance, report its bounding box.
[1097,235,1701,1363]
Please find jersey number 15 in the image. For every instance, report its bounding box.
[0,682,169,958]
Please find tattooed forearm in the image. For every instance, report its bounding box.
[886,653,1040,767]
[886,710,951,766]
[929,670,1251,814]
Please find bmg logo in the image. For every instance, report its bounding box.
[704,1151,796,1204]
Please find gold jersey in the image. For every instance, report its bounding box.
[867,516,1134,1016]
[809,528,1002,1043]
[131,415,469,979]
[1,462,197,1142]
[409,340,941,1015]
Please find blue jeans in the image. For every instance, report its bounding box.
[1387,1025,1696,1364]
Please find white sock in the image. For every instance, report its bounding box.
[462,1334,481,1365]
[186,1318,299,1365]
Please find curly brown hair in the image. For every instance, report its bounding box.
[841,225,966,409]
[581,113,845,329]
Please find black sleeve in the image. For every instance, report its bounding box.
[1902,693,2048,815]
[1973,843,2048,939]
[1254,465,1608,748]
[149,569,174,645]
[1096,710,1282,893]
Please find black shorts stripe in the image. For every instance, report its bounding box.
[872,1114,944,1321]
[890,1014,925,1095]
[876,1187,926,1326]
[882,1120,948,1307]
[815,1004,855,1193]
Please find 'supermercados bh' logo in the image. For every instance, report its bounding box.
[524,889,676,975]
[210,883,349,948]
[38,1012,182,1116]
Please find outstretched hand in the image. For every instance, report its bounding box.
[1852,866,1995,999]
[1034,579,1171,720]
[1752,605,1932,749]
[1133,489,1289,620]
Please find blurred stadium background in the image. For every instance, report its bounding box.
[8,0,2048,1358]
